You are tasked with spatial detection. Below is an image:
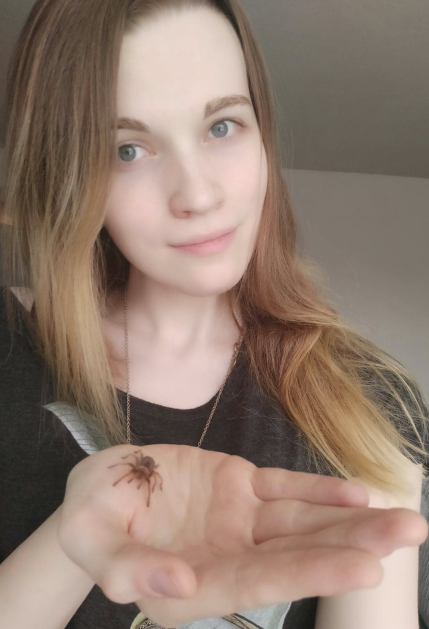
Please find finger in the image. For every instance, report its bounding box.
[253,505,428,559]
[253,497,376,544]
[136,545,383,628]
[252,467,370,506]
[236,546,383,608]
[58,509,197,604]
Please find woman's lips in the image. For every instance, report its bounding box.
[171,227,235,247]
[169,227,237,255]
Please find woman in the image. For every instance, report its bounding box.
[0,1,428,628]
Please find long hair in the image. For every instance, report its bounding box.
[1,0,427,501]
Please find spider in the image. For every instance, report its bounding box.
[107,449,164,507]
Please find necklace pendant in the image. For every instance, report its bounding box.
[137,621,165,629]
[131,612,170,629]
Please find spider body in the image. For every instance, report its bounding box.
[108,449,164,507]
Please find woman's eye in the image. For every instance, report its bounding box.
[208,119,239,140]
[118,144,147,164]
[117,119,242,165]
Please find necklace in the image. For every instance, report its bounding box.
[124,280,244,447]
[123,282,244,629]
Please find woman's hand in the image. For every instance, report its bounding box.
[58,444,428,628]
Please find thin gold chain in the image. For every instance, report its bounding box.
[124,280,243,447]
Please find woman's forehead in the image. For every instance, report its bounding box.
[117,8,247,101]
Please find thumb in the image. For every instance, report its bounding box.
[58,509,197,604]
[104,542,198,603]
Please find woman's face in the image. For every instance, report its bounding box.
[103,7,268,299]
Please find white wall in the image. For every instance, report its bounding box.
[1,150,427,398]
[285,168,429,399]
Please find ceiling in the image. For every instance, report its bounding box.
[1,0,428,178]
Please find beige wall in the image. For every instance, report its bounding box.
[286,168,429,398]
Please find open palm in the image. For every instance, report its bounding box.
[58,443,428,628]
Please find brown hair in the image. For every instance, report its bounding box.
[1,0,428,500]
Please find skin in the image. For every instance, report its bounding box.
[102,7,267,359]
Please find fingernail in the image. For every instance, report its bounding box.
[148,571,183,598]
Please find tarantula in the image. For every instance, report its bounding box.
[108,449,164,507]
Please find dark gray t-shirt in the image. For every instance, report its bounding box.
[1,286,428,629]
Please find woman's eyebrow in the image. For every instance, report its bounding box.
[116,94,252,133]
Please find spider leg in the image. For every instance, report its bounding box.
[153,471,164,491]
[107,462,134,469]
[134,471,147,490]
[112,470,135,486]
[151,474,158,493]
[133,470,151,506]
[146,476,151,507]
[122,450,140,459]
[120,451,141,465]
